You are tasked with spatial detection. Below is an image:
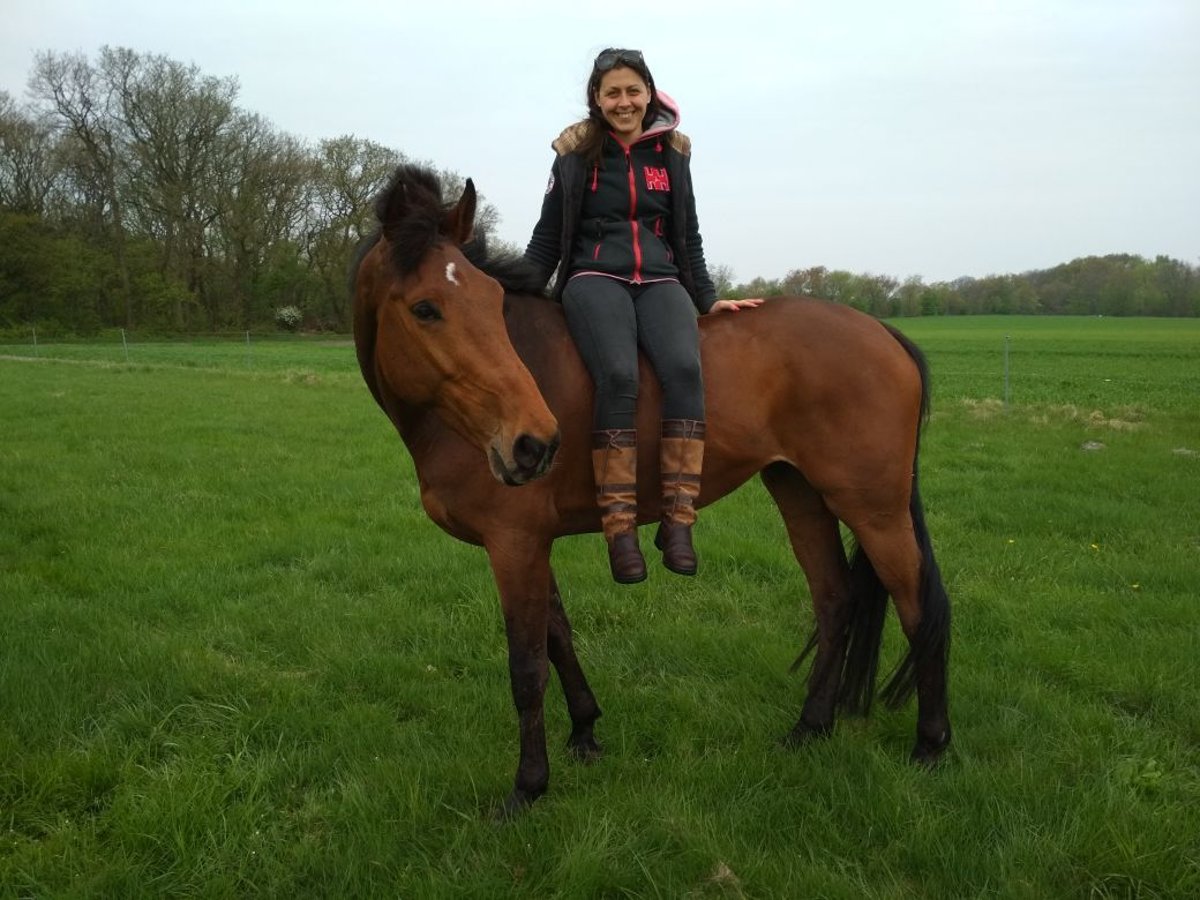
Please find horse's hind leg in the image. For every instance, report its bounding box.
[850,514,951,763]
[547,569,603,760]
[761,463,852,744]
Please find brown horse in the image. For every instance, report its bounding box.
[353,165,951,815]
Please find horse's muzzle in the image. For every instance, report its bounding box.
[491,431,561,486]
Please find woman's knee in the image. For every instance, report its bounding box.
[596,367,639,402]
[656,353,704,420]
[657,351,702,391]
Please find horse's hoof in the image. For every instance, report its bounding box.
[780,719,832,749]
[567,735,604,763]
[910,727,951,768]
[492,788,539,822]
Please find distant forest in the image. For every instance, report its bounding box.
[714,254,1199,319]
[2,47,1197,336]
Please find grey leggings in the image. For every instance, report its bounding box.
[561,275,705,430]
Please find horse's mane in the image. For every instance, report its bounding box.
[374,164,445,278]
[349,163,550,299]
[462,236,549,298]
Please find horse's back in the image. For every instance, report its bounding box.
[700,297,924,494]
[501,292,925,521]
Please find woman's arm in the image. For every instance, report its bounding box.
[523,158,565,289]
[681,164,719,313]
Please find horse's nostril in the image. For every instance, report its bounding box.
[513,434,546,471]
[513,432,559,474]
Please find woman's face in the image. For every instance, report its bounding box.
[595,66,650,144]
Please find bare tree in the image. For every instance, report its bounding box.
[0,92,61,215]
[708,262,735,297]
[29,50,134,326]
[303,135,403,327]
[215,115,312,328]
[103,46,239,326]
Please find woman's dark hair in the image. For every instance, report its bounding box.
[576,48,662,165]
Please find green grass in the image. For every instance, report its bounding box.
[2,317,1199,897]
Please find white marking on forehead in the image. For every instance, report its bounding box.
[445,262,460,286]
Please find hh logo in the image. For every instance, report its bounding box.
[643,167,670,191]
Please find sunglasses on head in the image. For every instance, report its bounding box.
[594,49,645,71]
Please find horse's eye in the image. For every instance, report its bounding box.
[411,300,442,322]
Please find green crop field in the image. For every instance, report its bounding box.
[2,316,1198,897]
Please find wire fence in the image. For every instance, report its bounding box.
[0,328,359,375]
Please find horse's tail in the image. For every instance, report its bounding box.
[789,539,888,714]
[884,324,931,426]
[793,324,951,715]
[877,326,950,708]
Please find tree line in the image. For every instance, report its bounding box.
[713,254,1199,318]
[2,47,1196,337]
[0,46,497,336]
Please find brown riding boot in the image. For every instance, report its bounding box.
[655,419,705,576]
[592,429,647,584]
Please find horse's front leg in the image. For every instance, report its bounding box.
[487,533,553,816]
[547,570,603,760]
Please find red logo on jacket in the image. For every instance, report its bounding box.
[643,167,670,191]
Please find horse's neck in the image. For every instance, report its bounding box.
[396,407,447,455]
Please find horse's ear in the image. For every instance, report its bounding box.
[442,178,477,245]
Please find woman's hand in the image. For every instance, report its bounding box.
[707,297,765,314]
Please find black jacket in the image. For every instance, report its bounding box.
[524,98,718,313]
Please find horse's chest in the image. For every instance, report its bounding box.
[418,483,481,545]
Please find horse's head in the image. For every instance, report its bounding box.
[353,165,559,485]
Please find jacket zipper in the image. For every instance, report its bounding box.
[624,146,642,284]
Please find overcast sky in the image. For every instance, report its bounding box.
[3,0,1197,284]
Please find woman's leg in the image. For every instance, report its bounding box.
[631,282,704,421]
[561,276,646,583]
[633,282,706,575]
[561,276,640,429]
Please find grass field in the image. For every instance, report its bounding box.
[2,316,1198,897]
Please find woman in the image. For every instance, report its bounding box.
[524,48,762,584]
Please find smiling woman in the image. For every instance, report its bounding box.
[523,47,764,584]
[593,51,652,142]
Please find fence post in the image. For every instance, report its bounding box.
[1003,334,1010,408]
[121,328,130,363]
[245,331,252,367]
[32,326,39,358]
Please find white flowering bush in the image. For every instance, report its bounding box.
[275,305,303,331]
